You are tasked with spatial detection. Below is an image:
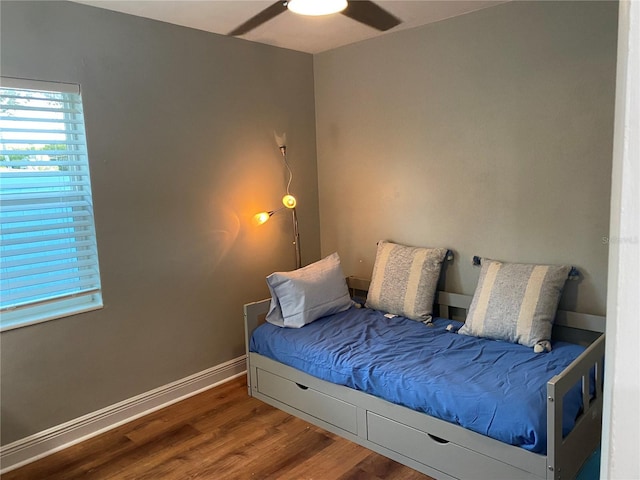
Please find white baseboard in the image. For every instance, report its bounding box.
[0,356,247,474]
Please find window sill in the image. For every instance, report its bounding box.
[0,297,103,332]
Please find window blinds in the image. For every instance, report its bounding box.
[0,78,102,329]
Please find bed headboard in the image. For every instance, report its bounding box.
[347,276,605,345]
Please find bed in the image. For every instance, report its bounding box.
[244,265,605,479]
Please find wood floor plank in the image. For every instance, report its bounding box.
[122,377,247,444]
[230,428,334,479]
[119,404,311,479]
[270,434,372,480]
[2,432,135,480]
[3,376,434,480]
[350,454,433,480]
[118,412,288,479]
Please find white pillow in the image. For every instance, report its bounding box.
[265,252,352,328]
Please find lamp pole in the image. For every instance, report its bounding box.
[292,208,301,269]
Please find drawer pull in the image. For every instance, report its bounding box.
[427,433,449,444]
[295,383,309,390]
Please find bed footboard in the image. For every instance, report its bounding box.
[546,333,605,480]
[243,298,270,396]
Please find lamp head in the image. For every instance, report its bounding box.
[253,211,273,226]
[282,194,297,209]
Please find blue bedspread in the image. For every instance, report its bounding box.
[250,306,587,454]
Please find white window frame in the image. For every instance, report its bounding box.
[0,77,103,331]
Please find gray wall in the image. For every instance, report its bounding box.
[0,1,320,445]
[315,1,617,316]
[0,0,619,448]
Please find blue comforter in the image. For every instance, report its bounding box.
[250,306,587,454]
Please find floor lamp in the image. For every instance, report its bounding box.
[253,145,302,269]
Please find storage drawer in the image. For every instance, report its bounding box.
[367,412,537,480]
[257,368,358,435]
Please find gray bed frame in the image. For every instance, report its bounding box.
[243,277,605,480]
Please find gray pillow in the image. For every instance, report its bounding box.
[266,252,352,328]
[365,241,448,322]
[458,259,571,351]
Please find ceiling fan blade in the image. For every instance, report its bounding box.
[341,1,401,31]
[229,1,287,36]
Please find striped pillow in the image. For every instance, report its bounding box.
[365,241,448,322]
[458,259,571,351]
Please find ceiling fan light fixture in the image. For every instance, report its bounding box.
[286,0,348,16]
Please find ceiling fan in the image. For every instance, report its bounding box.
[229,0,402,36]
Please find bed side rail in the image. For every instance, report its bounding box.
[546,333,605,480]
[347,276,473,320]
[348,277,605,337]
[554,310,606,333]
[347,275,371,293]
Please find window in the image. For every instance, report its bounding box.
[0,77,102,331]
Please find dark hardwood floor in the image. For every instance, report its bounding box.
[3,376,433,479]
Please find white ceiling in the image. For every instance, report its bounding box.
[72,1,506,54]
